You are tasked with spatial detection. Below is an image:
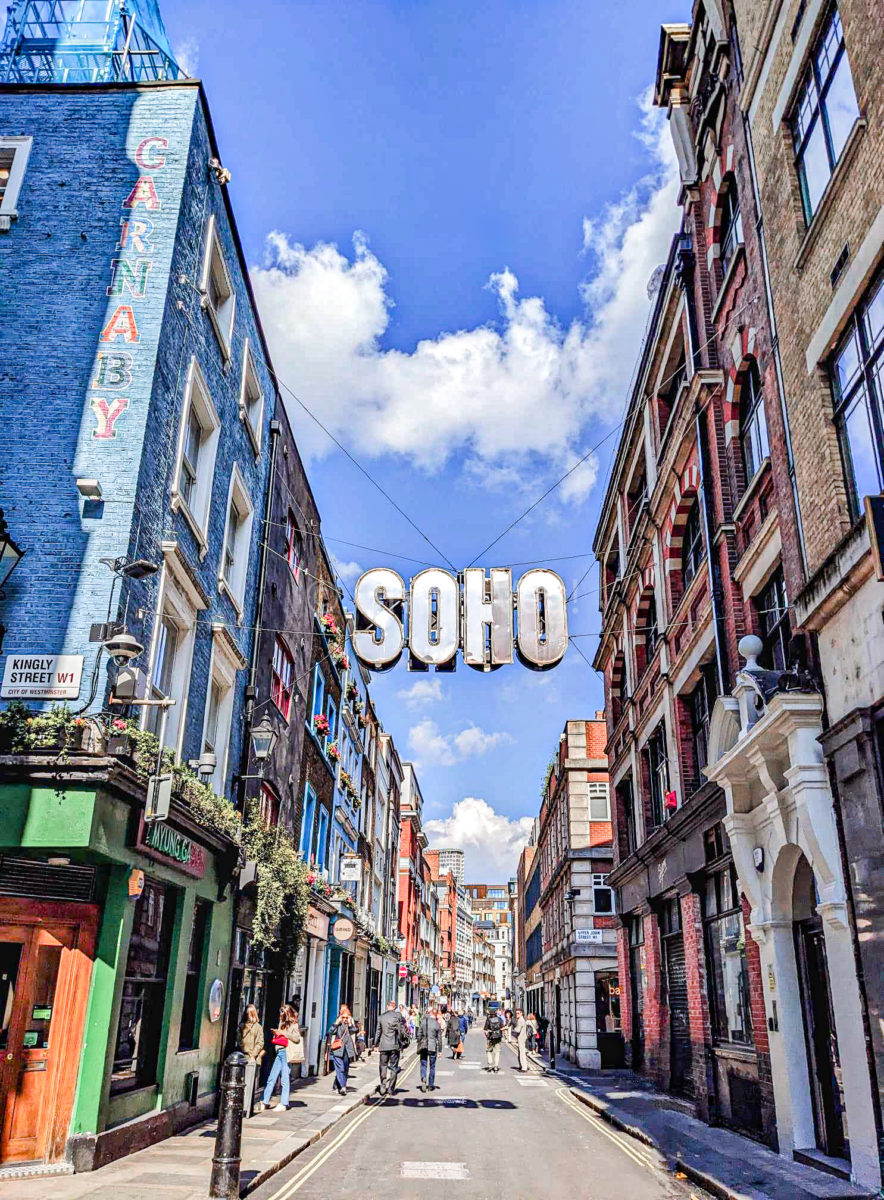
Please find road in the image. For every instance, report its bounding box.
[250,1028,705,1200]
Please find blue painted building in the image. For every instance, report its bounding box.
[0,0,279,1169]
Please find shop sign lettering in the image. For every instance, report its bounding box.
[138,817,206,878]
[352,567,568,672]
[1,654,83,699]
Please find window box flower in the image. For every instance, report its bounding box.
[313,713,330,737]
[327,742,341,763]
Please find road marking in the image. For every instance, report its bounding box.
[459,1062,482,1068]
[401,1162,470,1180]
[555,1088,656,1172]
[266,1057,419,1199]
[515,1077,548,1086]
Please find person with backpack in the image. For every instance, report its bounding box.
[374,1000,408,1095]
[484,1008,505,1072]
[417,1004,445,1092]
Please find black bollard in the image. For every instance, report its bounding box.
[210,1050,248,1199]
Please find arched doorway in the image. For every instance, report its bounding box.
[792,855,849,1161]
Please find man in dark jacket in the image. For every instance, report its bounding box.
[417,1005,445,1092]
[374,1001,407,1095]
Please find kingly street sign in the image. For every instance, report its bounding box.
[351,567,568,672]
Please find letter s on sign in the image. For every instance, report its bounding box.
[516,569,568,670]
[353,568,406,669]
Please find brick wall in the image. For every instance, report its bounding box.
[642,910,667,1089]
[681,890,713,1121]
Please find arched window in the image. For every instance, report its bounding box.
[740,360,770,483]
[719,176,743,276]
[682,500,704,589]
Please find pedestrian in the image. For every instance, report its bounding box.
[328,1004,356,1095]
[409,1005,419,1036]
[356,1021,367,1061]
[458,1009,469,1044]
[512,1008,529,1072]
[537,1013,549,1053]
[526,1012,539,1055]
[258,1004,301,1112]
[503,1009,514,1044]
[417,1004,444,1092]
[483,1007,504,1072]
[374,1000,408,1095]
[238,1004,265,1117]
[446,1007,462,1059]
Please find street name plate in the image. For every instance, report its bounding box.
[401,1163,469,1180]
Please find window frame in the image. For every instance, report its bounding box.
[592,872,614,915]
[682,500,704,590]
[201,214,236,359]
[218,463,255,617]
[259,781,280,828]
[719,175,744,278]
[739,359,770,485]
[588,781,610,821]
[703,863,753,1046]
[300,782,317,859]
[201,629,239,793]
[831,267,884,521]
[647,722,670,829]
[178,899,210,1052]
[144,565,199,755]
[688,663,718,787]
[757,567,790,673]
[0,136,32,220]
[238,340,264,454]
[286,511,304,582]
[271,636,295,722]
[790,5,859,223]
[171,359,221,555]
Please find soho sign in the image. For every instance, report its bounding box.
[352,567,568,672]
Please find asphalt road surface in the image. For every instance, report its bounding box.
[250,1029,706,1200]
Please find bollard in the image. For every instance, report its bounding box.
[209,1051,248,1200]
[549,1024,556,1072]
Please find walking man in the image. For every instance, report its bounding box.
[484,1007,504,1072]
[374,1001,406,1095]
[512,1008,528,1072]
[418,1004,444,1092]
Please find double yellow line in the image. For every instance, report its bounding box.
[556,1087,657,1172]
[266,1055,419,1199]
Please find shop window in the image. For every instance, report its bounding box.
[757,568,790,673]
[719,176,744,277]
[592,873,614,914]
[790,6,859,222]
[179,900,210,1052]
[739,359,770,485]
[271,637,295,721]
[0,136,32,219]
[239,342,264,453]
[588,781,610,821]
[682,500,704,590]
[831,267,884,521]
[259,782,280,828]
[112,880,176,1093]
[647,722,670,828]
[201,215,236,357]
[704,865,752,1045]
[286,511,304,582]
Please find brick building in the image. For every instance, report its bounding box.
[533,717,616,1069]
[397,761,428,1006]
[464,882,513,1002]
[706,0,884,1186]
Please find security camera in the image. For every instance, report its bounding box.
[103,630,144,666]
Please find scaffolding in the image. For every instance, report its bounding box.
[0,0,185,84]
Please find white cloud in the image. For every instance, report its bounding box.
[173,37,199,77]
[330,555,362,583]
[408,719,512,767]
[396,678,445,709]
[250,96,678,505]
[425,798,534,880]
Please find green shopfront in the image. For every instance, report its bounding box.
[0,753,237,1171]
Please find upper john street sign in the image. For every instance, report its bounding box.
[351,567,568,671]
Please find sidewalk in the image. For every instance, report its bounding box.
[0,1051,412,1200]
[530,1050,873,1200]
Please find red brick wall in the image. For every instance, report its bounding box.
[617,926,632,1044]
[681,890,713,1120]
[642,911,667,1089]
[742,894,778,1148]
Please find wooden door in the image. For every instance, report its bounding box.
[795,918,849,1160]
[0,923,74,1164]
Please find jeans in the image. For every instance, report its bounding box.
[262,1047,291,1107]
[486,1041,501,1070]
[379,1048,400,1090]
[419,1050,437,1087]
[331,1050,350,1091]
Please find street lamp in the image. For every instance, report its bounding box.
[251,715,278,765]
[0,509,25,655]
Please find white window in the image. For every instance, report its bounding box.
[588,781,610,821]
[592,873,614,915]
[201,215,236,358]
[171,359,220,556]
[218,464,254,618]
[0,137,32,228]
[200,627,240,796]
[239,341,264,454]
[144,558,201,754]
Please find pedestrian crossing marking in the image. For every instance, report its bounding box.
[401,1162,470,1180]
[516,1077,548,1086]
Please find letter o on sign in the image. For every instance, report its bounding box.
[409,568,459,667]
[516,569,568,669]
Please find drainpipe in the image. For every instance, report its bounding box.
[741,114,809,579]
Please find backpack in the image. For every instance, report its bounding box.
[486,1016,503,1044]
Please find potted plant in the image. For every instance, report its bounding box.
[327,742,341,764]
[107,716,132,756]
[313,712,330,738]
[320,612,339,638]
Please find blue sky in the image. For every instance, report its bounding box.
[162,0,690,879]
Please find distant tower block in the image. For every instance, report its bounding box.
[435,848,465,886]
[0,0,185,84]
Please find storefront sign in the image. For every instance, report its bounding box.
[331,916,355,943]
[1,654,83,699]
[137,817,206,878]
[339,855,361,883]
[352,567,568,672]
[575,928,603,943]
[208,978,224,1022]
[307,906,329,941]
[370,952,382,970]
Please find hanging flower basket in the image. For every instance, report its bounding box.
[313,713,330,737]
[327,742,341,763]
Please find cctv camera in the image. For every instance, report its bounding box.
[103,630,144,666]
